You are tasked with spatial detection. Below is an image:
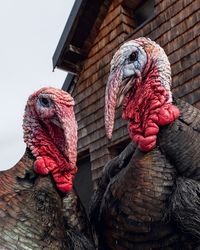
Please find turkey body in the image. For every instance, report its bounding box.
[0,149,93,250]
[90,100,200,250]
[92,37,200,249]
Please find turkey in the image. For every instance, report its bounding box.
[0,87,94,249]
[90,38,200,249]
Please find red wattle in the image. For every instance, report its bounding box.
[34,156,56,175]
[157,104,180,126]
[55,173,74,193]
[31,126,77,193]
[123,67,180,152]
[57,182,73,193]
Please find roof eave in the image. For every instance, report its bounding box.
[52,0,85,71]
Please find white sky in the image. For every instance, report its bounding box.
[0,0,75,170]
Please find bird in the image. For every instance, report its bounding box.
[89,38,200,249]
[0,87,94,249]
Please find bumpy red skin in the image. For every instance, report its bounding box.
[33,130,76,193]
[122,67,180,152]
[23,88,77,193]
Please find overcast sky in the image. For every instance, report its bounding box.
[0,0,75,170]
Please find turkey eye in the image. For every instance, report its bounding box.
[39,97,50,107]
[129,51,138,62]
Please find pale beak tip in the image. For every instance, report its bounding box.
[106,130,113,140]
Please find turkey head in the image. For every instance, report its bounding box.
[23,87,77,192]
[105,38,180,151]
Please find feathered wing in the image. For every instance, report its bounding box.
[170,177,200,239]
[158,98,200,178]
[157,98,200,239]
[0,150,95,249]
[89,142,136,221]
[89,142,136,246]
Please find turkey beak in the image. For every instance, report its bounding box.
[55,102,78,168]
[105,68,123,139]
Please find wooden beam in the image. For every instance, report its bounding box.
[60,60,81,74]
[68,44,84,56]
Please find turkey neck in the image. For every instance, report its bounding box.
[122,58,179,152]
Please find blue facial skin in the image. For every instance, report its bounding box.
[111,43,147,84]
